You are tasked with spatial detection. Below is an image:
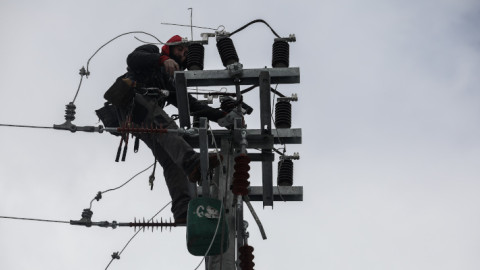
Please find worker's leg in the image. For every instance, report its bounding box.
[135,95,199,174]
[134,95,198,219]
[140,135,194,220]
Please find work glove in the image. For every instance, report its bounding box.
[217,110,243,129]
[163,58,179,77]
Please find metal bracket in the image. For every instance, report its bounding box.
[174,72,191,129]
[259,71,273,207]
[199,117,210,197]
[274,34,296,43]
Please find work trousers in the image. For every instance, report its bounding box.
[123,94,197,219]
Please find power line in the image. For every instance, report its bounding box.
[0,215,69,224]
[229,19,281,38]
[0,123,53,129]
[89,163,155,209]
[105,201,172,270]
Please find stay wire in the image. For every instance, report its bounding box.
[228,19,281,38]
[105,201,172,270]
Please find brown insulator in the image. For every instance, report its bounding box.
[232,154,251,196]
[239,245,255,270]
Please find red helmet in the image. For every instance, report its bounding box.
[161,35,183,57]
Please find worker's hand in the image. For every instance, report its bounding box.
[163,58,179,76]
[217,110,242,129]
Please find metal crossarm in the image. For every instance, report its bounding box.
[177,67,300,86]
[183,128,302,148]
[197,186,303,202]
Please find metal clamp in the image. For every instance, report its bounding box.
[277,93,298,102]
[274,34,296,43]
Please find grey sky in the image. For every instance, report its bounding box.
[1,0,479,269]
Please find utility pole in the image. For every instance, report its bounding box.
[176,64,303,269]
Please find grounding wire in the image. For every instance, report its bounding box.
[105,201,172,270]
[228,19,281,38]
[208,124,224,173]
[0,123,53,129]
[89,163,155,209]
[0,215,69,224]
[270,87,286,97]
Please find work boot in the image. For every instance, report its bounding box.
[188,153,223,183]
[174,212,187,225]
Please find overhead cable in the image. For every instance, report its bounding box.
[0,123,53,129]
[229,19,281,38]
[72,31,163,103]
[105,201,172,270]
[0,215,69,224]
[89,163,155,209]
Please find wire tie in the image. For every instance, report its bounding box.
[111,252,120,260]
[95,191,102,201]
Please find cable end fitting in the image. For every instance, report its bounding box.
[79,66,90,77]
[111,252,120,260]
[95,191,102,201]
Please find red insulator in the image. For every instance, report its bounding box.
[239,245,255,270]
[232,154,251,196]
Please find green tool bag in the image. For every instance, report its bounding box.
[103,75,135,108]
[186,198,229,256]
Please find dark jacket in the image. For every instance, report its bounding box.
[126,44,224,121]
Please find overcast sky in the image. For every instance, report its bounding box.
[1,0,479,269]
